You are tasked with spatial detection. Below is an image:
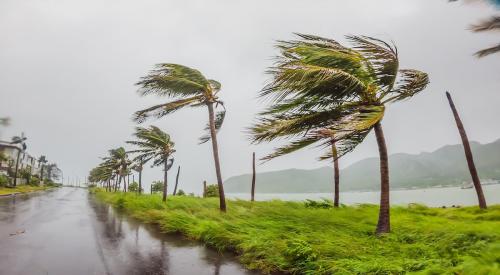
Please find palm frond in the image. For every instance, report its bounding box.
[475,43,500,58]
[261,136,320,162]
[133,96,203,123]
[471,16,500,32]
[199,105,226,144]
[136,63,209,97]
[385,69,429,102]
[346,35,399,93]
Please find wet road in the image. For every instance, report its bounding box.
[0,187,260,275]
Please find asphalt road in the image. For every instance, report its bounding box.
[0,187,259,275]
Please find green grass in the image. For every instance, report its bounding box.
[92,188,500,274]
[0,185,54,195]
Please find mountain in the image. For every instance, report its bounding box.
[224,139,500,193]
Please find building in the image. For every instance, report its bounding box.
[0,140,41,183]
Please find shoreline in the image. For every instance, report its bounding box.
[227,182,500,195]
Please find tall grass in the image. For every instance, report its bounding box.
[92,188,500,274]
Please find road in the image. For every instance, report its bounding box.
[0,187,259,275]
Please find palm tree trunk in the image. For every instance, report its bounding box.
[173,166,180,195]
[331,140,340,207]
[251,152,256,202]
[123,175,127,192]
[374,122,390,235]
[446,92,487,209]
[40,165,44,184]
[207,102,227,212]
[13,149,21,187]
[163,160,168,202]
[138,168,142,194]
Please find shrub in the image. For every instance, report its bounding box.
[176,189,186,196]
[304,199,333,209]
[128,181,140,192]
[0,174,9,187]
[29,176,40,186]
[205,184,219,197]
[151,181,163,193]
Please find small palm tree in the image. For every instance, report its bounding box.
[127,126,175,202]
[89,165,115,191]
[130,157,145,194]
[253,34,429,234]
[11,133,27,187]
[102,147,131,192]
[38,155,47,182]
[134,63,227,211]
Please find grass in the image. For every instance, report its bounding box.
[92,188,500,274]
[0,185,54,195]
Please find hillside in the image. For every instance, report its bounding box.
[224,139,500,193]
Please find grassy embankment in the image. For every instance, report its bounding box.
[92,188,500,274]
[0,185,54,196]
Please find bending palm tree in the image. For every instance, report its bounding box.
[127,126,175,202]
[252,34,429,234]
[102,147,131,192]
[38,155,47,182]
[11,133,27,187]
[134,63,227,211]
[131,157,145,194]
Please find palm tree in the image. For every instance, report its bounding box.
[38,155,47,182]
[127,126,175,202]
[252,34,429,234]
[131,158,145,194]
[46,163,59,183]
[102,148,131,192]
[134,63,227,211]
[89,165,114,191]
[446,92,487,208]
[11,133,27,187]
[471,16,499,58]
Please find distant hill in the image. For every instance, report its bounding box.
[224,139,500,193]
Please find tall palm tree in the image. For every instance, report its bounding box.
[134,63,227,211]
[131,157,145,194]
[11,133,27,187]
[46,163,59,183]
[127,126,175,202]
[38,155,47,182]
[446,92,487,208]
[252,34,429,234]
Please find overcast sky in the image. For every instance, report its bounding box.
[0,0,498,193]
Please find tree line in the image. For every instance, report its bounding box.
[88,33,489,235]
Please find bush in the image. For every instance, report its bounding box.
[151,181,164,193]
[128,181,139,192]
[176,189,186,196]
[205,184,219,197]
[0,174,9,187]
[304,199,333,209]
[28,176,40,186]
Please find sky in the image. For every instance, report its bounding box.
[0,0,498,194]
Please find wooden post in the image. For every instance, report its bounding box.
[173,166,180,195]
[203,180,207,198]
[251,152,256,202]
